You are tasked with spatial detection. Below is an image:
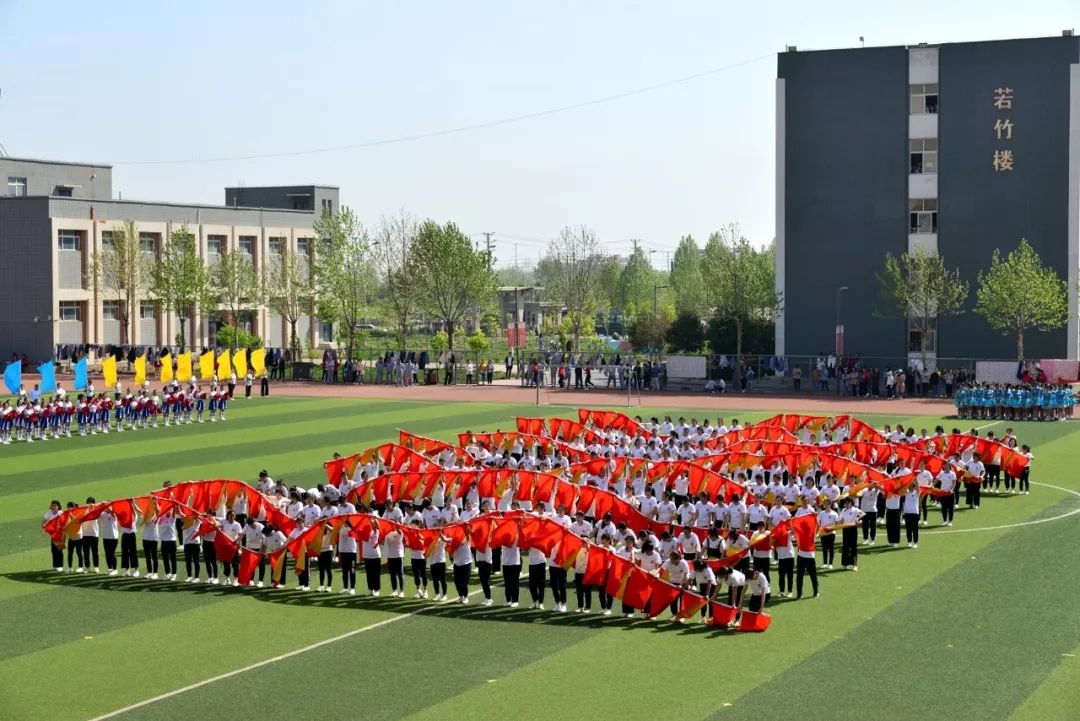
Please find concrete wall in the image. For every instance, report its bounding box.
[0,197,57,359]
[937,36,1080,359]
[778,46,910,358]
[224,185,340,215]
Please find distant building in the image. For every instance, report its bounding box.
[775,33,1080,362]
[0,156,340,359]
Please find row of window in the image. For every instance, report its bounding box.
[58,231,311,255]
[58,301,157,322]
[58,300,333,341]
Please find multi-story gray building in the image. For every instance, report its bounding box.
[0,156,340,360]
[775,33,1080,364]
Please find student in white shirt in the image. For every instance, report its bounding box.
[200,513,219,584]
[678,525,702,561]
[774,532,794,598]
[661,551,691,618]
[242,516,265,587]
[716,565,747,610]
[1018,444,1033,495]
[359,514,383,596]
[80,496,100,573]
[903,482,921,549]
[219,511,242,586]
[884,484,903,548]
[691,559,717,620]
[43,500,64,572]
[964,458,985,509]
[64,501,85,573]
[838,498,864,570]
[405,519,427,598]
[817,501,839,569]
[100,506,120,576]
[262,525,289,589]
[501,519,522,607]
[527,541,548,610]
[182,514,203,582]
[336,515,358,595]
[858,485,880,544]
[703,527,725,561]
[615,536,638,617]
[384,521,406,598]
[795,527,819,599]
[444,527,471,604]
[428,527,449,601]
[937,465,957,525]
[746,566,771,613]
[140,507,160,579]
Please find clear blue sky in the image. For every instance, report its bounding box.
[2,1,1075,266]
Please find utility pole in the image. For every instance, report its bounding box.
[482,232,495,268]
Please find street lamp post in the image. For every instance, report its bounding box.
[835,285,849,394]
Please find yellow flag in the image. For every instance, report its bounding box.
[102,355,117,388]
[250,348,266,376]
[199,350,215,380]
[134,354,147,385]
[233,349,248,378]
[216,350,232,379]
[176,352,193,382]
[160,353,173,383]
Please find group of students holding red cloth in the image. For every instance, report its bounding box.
[42,410,1033,632]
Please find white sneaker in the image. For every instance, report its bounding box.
[912,544,918,549]
[54,567,63,573]
[460,596,469,604]
[852,566,858,571]
[482,598,492,606]
[318,586,325,593]
[76,567,84,574]
[373,590,380,597]
[348,589,356,595]
[603,609,612,616]
[184,577,192,583]
[537,603,544,611]
[510,602,519,608]
[94,567,100,573]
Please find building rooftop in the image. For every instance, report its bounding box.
[781,31,1076,55]
[0,155,112,169]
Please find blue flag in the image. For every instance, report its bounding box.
[74,357,88,391]
[37,360,56,392]
[3,360,21,395]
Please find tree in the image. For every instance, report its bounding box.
[617,245,657,317]
[214,325,263,350]
[265,246,315,360]
[877,246,969,368]
[371,210,421,348]
[670,235,707,316]
[93,219,152,346]
[540,225,608,352]
[629,306,674,352]
[213,248,262,350]
[314,206,376,362]
[151,224,215,351]
[665,311,705,352]
[412,220,497,351]
[703,225,782,386]
[466,331,491,353]
[974,238,1069,358]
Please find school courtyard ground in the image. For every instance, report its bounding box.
[1,385,1078,721]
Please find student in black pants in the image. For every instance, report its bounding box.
[903,486,921,549]
[528,552,547,610]
[65,502,84,572]
[451,541,472,602]
[121,526,138,576]
[501,543,521,607]
[1018,446,1032,494]
[44,500,64,571]
[319,542,336,593]
[476,547,493,605]
[202,531,219,584]
[839,499,863,570]
[884,494,903,547]
[82,497,100,572]
[182,521,202,582]
[548,563,568,612]
[408,524,427,597]
[795,548,818,599]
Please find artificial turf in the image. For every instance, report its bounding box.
[0,396,1077,721]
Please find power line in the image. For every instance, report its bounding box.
[110,53,771,166]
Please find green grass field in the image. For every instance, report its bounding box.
[1,396,1078,721]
